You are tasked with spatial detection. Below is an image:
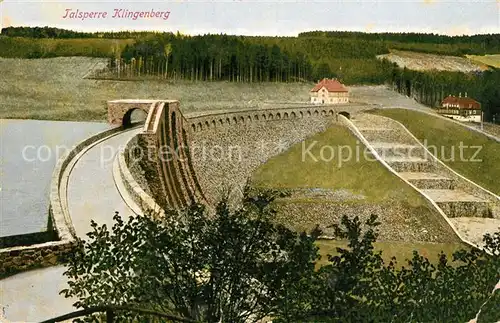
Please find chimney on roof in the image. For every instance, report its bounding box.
[459,92,462,98]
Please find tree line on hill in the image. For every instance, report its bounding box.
[300,31,500,55]
[59,189,500,322]
[109,34,393,84]
[0,26,150,39]
[4,27,500,55]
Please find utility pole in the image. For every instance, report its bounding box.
[481,111,484,131]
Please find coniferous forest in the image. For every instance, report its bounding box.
[1,26,499,121]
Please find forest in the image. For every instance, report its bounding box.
[300,31,500,55]
[1,26,499,121]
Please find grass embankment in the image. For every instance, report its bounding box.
[251,126,467,262]
[466,54,500,69]
[0,57,314,121]
[371,109,500,195]
[316,240,466,268]
[252,126,426,204]
[0,36,133,58]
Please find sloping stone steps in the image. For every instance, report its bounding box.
[399,172,455,190]
[356,127,396,142]
[357,127,415,144]
[371,142,425,158]
[382,156,435,172]
[350,113,494,227]
[421,189,490,218]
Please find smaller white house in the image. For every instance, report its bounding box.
[310,78,349,104]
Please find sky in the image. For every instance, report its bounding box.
[0,0,499,36]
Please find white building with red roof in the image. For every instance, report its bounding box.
[310,78,349,104]
[437,93,482,122]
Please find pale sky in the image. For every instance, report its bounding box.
[1,0,499,36]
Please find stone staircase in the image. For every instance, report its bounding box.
[350,113,499,245]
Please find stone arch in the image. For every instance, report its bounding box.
[321,110,326,116]
[329,110,334,116]
[233,116,238,124]
[212,120,216,128]
[197,122,203,131]
[314,110,319,116]
[284,112,289,119]
[262,114,267,120]
[191,124,196,132]
[205,121,210,129]
[219,119,223,125]
[122,107,148,127]
[307,111,312,117]
[240,116,245,123]
[268,113,274,120]
[300,111,304,118]
[247,115,252,123]
[291,112,296,118]
[254,114,259,121]
[226,117,231,124]
[276,113,281,120]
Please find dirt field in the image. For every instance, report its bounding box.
[377,50,484,72]
[0,57,317,121]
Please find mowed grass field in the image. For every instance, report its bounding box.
[251,125,467,262]
[0,57,315,121]
[466,54,500,68]
[371,109,500,195]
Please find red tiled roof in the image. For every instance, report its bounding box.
[442,95,481,110]
[310,78,348,93]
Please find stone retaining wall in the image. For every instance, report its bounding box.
[117,135,165,217]
[189,116,336,206]
[274,201,460,243]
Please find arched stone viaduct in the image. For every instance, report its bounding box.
[107,99,362,210]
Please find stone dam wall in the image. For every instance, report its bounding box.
[112,101,461,243]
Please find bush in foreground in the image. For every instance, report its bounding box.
[61,190,500,322]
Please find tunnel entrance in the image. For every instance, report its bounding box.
[123,108,148,127]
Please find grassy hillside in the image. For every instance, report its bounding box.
[251,125,461,241]
[252,126,428,204]
[371,109,500,195]
[251,124,465,257]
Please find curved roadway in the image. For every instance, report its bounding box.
[1,128,139,322]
